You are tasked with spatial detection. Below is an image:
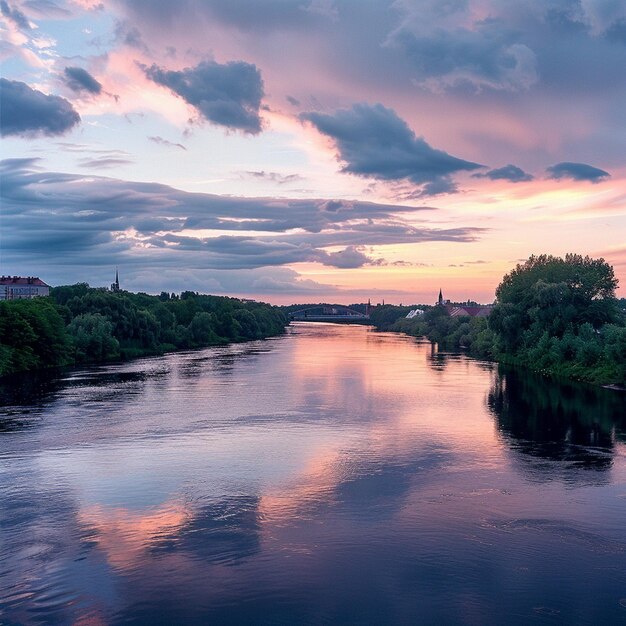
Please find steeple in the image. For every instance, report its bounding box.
[111,267,120,292]
[438,288,443,306]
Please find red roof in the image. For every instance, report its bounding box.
[0,276,50,287]
[445,304,493,317]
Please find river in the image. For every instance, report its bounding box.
[1,323,626,625]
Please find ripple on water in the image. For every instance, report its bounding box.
[2,324,626,625]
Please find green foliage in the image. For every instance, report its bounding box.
[367,304,414,328]
[375,254,625,387]
[68,313,120,362]
[497,253,618,307]
[495,254,618,343]
[487,254,623,385]
[189,312,221,346]
[0,298,72,375]
[0,287,288,377]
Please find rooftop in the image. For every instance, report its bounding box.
[0,276,50,287]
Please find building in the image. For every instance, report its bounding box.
[436,288,450,306]
[437,289,493,317]
[0,276,50,300]
[446,304,493,318]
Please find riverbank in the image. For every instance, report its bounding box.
[365,254,626,389]
[0,285,288,378]
[369,309,626,389]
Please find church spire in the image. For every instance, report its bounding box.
[111,267,120,292]
[438,288,443,306]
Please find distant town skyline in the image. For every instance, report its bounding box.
[1,1,625,304]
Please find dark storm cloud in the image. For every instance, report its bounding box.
[0,79,80,137]
[473,164,534,182]
[546,162,611,183]
[143,60,264,134]
[301,103,482,190]
[0,159,484,273]
[63,66,102,94]
[0,1,31,29]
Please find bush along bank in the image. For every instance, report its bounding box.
[377,255,626,388]
[0,284,288,377]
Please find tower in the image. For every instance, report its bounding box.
[438,288,443,306]
[111,268,120,292]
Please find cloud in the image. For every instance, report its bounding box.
[22,0,71,18]
[301,103,482,192]
[473,164,534,182]
[148,135,187,150]
[106,266,343,298]
[546,162,610,183]
[143,59,264,134]
[187,0,330,33]
[318,246,383,269]
[63,66,102,94]
[0,79,80,137]
[78,157,134,169]
[390,21,538,92]
[241,170,303,185]
[114,20,149,51]
[0,159,485,282]
[417,178,459,197]
[105,0,626,170]
[1,1,31,30]
[605,18,626,44]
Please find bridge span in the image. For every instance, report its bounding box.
[289,305,370,324]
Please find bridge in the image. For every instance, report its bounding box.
[289,305,370,324]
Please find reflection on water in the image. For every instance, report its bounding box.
[489,365,626,476]
[2,324,626,624]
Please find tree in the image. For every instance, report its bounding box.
[486,254,624,384]
[496,254,618,326]
[189,312,220,345]
[68,313,120,362]
[492,254,618,343]
[0,299,72,375]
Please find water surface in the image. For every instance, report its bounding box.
[2,323,626,624]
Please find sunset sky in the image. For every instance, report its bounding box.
[1,0,625,304]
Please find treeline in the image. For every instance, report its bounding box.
[0,285,287,377]
[379,255,626,387]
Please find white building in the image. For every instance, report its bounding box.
[0,276,50,300]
